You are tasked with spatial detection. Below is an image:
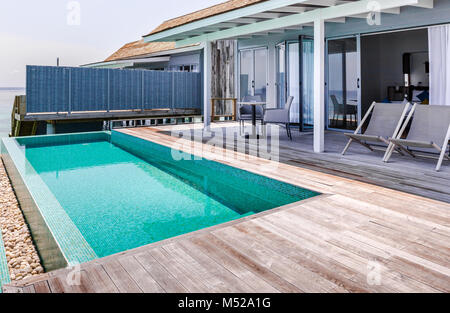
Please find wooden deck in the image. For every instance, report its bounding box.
[3,126,450,293]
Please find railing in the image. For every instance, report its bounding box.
[26,65,202,114]
[211,98,237,121]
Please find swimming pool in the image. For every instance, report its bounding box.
[1,131,319,270]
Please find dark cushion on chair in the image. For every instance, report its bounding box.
[240,104,264,120]
[240,105,252,115]
[240,114,263,121]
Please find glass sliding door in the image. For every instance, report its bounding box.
[300,37,314,130]
[239,47,267,102]
[327,36,361,131]
[276,43,286,108]
[254,48,268,102]
[239,50,254,101]
[276,38,314,130]
[287,42,300,124]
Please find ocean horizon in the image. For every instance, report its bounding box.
[0,87,25,139]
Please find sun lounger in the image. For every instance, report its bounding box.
[383,104,450,171]
[342,101,411,156]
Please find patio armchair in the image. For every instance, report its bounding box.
[264,96,294,140]
[330,95,357,128]
[239,95,264,131]
[383,104,450,171]
[342,101,412,156]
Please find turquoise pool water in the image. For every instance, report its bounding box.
[11,132,319,259]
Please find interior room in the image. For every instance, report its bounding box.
[361,28,430,117]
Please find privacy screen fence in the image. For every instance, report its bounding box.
[26,65,202,114]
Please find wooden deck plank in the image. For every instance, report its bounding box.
[82,265,119,293]
[148,248,210,293]
[118,255,166,293]
[162,242,244,293]
[33,281,51,293]
[175,239,256,293]
[191,233,302,293]
[182,236,280,293]
[102,260,143,293]
[236,219,373,293]
[213,226,347,293]
[46,271,93,293]
[253,211,439,293]
[134,252,184,293]
[22,285,36,293]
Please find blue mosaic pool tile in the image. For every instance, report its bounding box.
[2,137,98,267]
[0,231,11,293]
[16,131,110,149]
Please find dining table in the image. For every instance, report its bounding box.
[238,101,267,139]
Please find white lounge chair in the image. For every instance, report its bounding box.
[342,101,411,156]
[383,104,450,171]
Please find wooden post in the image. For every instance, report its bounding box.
[31,122,38,136]
[14,120,21,137]
[203,41,212,131]
[211,98,216,122]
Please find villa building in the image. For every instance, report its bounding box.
[88,0,448,150]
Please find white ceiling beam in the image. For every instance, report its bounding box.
[303,0,338,6]
[144,0,314,42]
[326,17,346,23]
[412,0,433,8]
[249,12,285,19]
[284,25,304,30]
[173,0,431,46]
[350,7,401,19]
[269,6,307,13]
[215,22,239,28]
[229,18,260,24]
[381,7,401,14]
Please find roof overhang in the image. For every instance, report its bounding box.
[143,0,434,47]
[82,56,171,69]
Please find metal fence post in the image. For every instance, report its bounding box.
[107,70,110,113]
[142,71,145,112]
[172,72,175,110]
[68,68,72,115]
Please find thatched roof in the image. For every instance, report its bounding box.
[146,0,267,36]
[105,40,177,62]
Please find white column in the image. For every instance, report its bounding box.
[314,19,325,153]
[203,41,212,131]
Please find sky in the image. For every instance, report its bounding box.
[0,0,225,87]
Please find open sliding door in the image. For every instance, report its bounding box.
[300,36,314,131]
[326,35,361,131]
[276,37,314,131]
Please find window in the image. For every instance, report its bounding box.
[168,64,199,73]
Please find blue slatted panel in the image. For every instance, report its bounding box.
[71,67,109,112]
[26,66,202,114]
[143,71,172,110]
[109,69,143,111]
